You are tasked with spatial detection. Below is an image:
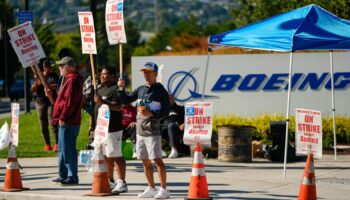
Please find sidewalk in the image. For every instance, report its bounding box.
[1,155,350,199]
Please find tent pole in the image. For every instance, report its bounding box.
[283,52,293,180]
[329,51,337,160]
[201,47,212,101]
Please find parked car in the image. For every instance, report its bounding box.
[9,80,34,102]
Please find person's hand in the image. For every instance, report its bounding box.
[117,79,125,88]
[44,88,52,97]
[94,95,103,105]
[179,123,185,131]
[139,109,153,117]
[128,122,136,128]
[59,120,65,126]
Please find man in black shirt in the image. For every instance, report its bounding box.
[31,59,59,152]
[93,67,127,193]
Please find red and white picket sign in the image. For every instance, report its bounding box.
[93,104,110,145]
[105,0,127,44]
[10,103,20,147]
[184,102,213,146]
[7,22,46,68]
[295,108,323,158]
[78,12,97,54]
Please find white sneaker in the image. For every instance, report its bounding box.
[154,188,170,199]
[112,179,128,193]
[138,187,158,198]
[168,150,179,158]
[161,149,167,158]
[109,181,117,189]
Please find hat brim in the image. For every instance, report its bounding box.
[140,68,154,72]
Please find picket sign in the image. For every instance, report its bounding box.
[78,11,98,90]
[7,21,45,68]
[10,103,20,147]
[93,104,110,146]
[8,22,54,104]
[184,102,213,147]
[295,108,323,158]
[105,0,127,79]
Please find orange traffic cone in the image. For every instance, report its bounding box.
[298,153,317,200]
[185,143,212,200]
[0,146,28,192]
[85,146,115,196]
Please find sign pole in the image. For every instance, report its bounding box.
[119,43,123,80]
[34,64,54,104]
[89,54,97,91]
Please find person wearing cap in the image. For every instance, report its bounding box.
[31,59,59,152]
[93,67,128,193]
[49,56,83,186]
[117,62,171,199]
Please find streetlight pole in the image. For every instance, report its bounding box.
[23,0,31,113]
[3,0,9,97]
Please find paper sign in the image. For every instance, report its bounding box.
[7,22,46,68]
[295,108,322,158]
[184,102,213,146]
[93,104,110,145]
[78,12,97,54]
[10,103,20,146]
[105,0,127,44]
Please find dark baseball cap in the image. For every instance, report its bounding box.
[56,56,76,67]
[140,62,158,72]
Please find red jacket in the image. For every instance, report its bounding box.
[53,72,83,125]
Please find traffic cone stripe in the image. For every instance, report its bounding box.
[192,163,205,168]
[6,162,19,169]
[191,168,206,176]
[308,165,314,173]
[302,176,315,185]
[193,153,203,164]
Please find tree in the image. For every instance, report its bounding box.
[230,0,350,28]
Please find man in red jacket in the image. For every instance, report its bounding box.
[51,56,83,185]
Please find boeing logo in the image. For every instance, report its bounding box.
[167,68,215,102]
[167,70,350,101]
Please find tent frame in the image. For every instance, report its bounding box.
[202,44,338,179]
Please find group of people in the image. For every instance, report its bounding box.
[31,55,187,198]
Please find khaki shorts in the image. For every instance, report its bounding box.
[102,130,123,158]
[136,135,162,160]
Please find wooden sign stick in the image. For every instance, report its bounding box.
[34,64,55,105]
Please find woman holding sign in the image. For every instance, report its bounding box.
[31,59,59,152]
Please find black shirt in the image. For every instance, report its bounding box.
[94,82,123,132]
[36,72,59,102]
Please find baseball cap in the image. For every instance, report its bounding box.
[140,62,158,72]
[43,59,54,67]
[56,56,76,67]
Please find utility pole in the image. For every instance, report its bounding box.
[154,0,159,33]
[23,0,31,113]
[3,0,9,97]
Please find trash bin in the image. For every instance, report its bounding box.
[218,125,253,162]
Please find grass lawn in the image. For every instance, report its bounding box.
[0,111,90,158]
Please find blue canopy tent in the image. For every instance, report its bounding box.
[206,4,350,179]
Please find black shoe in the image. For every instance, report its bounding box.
[60,177,79,186]
[52,177,65,184]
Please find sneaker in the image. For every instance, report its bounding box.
[53,144,58,153]
[60,177,79,186]
[112,179,128,193]
[52,177,65,184]
[154,188,170,199]
[44,144,53,151]
[109,181,117,189]
[161,149,167,158]
[168,150,179,158]
[138,187,158,198]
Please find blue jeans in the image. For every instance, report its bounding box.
[58,125,80,179]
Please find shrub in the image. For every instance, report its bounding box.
[213,114,350,148]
